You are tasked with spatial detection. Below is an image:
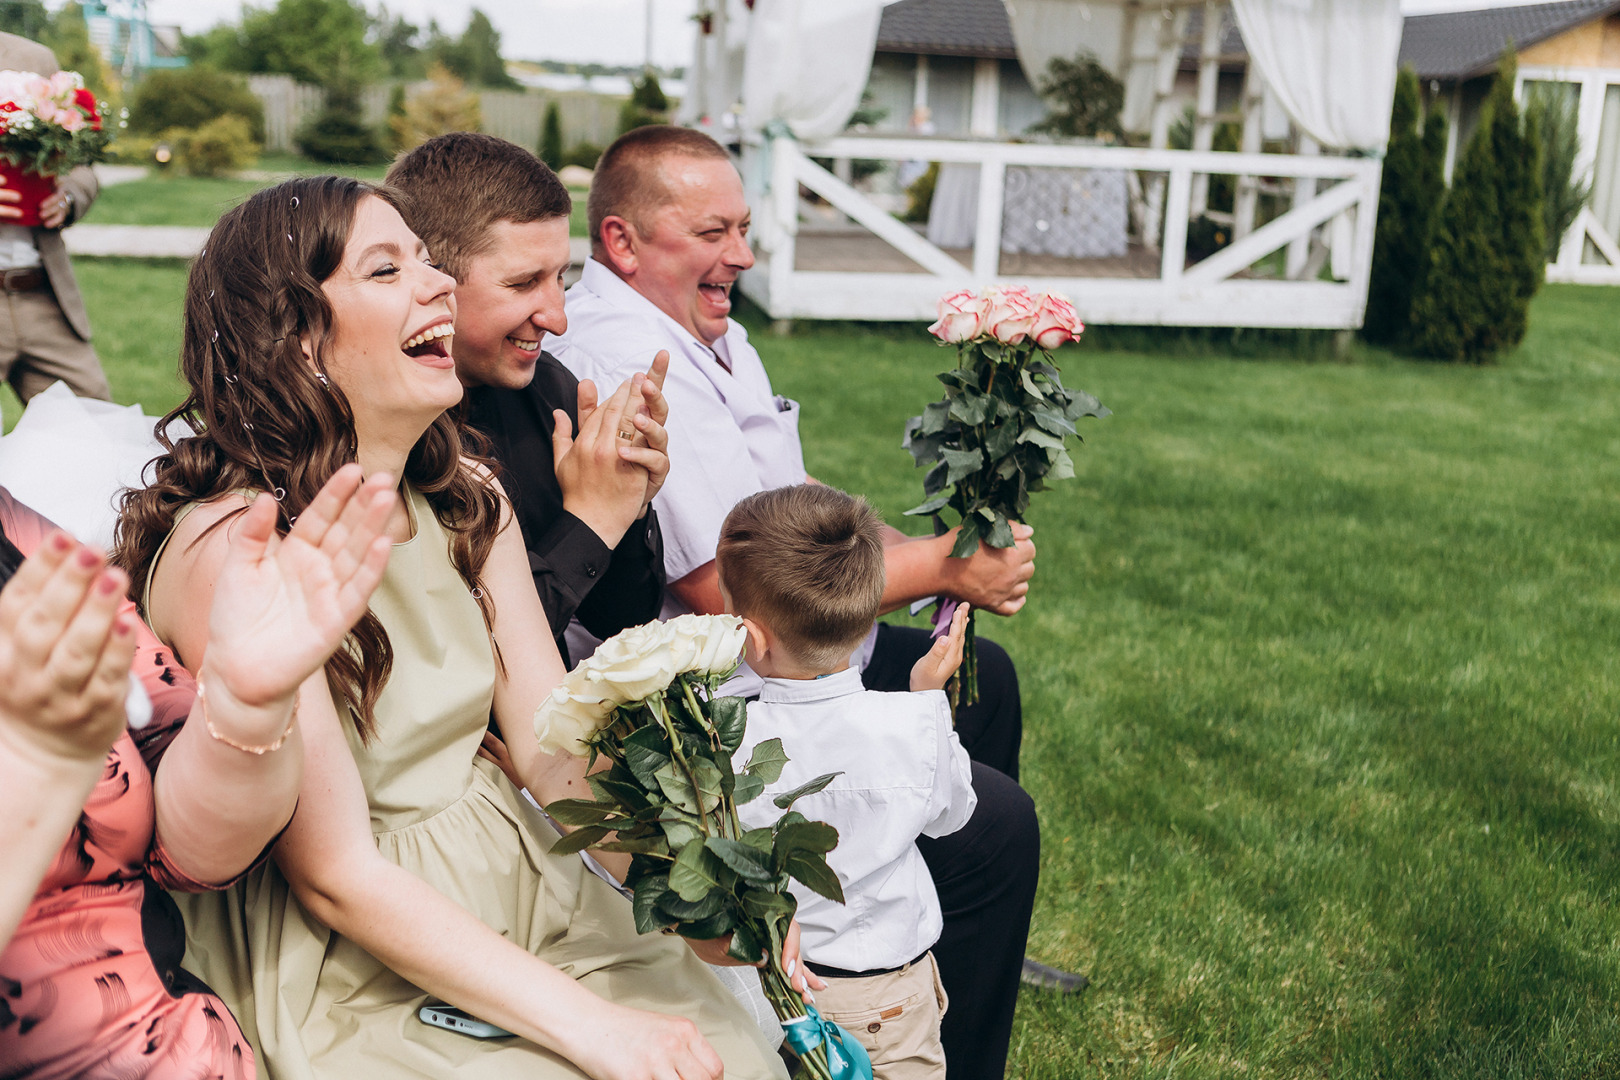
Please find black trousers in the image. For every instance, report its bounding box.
[862,624,1039,1080]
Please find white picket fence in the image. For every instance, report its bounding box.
[247,74,627,155]
[743,134,1384,329]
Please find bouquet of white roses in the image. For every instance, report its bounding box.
[905,284,1109,711]
[536,614,868,1080]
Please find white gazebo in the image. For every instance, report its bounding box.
[682,0,1404,329]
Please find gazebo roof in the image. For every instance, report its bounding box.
[1398,0,1620,80]
[875,0,1019,60]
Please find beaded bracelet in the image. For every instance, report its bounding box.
[198,676,298,755]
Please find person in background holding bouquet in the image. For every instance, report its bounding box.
[718,485,977,1079]
[0,32,108,402]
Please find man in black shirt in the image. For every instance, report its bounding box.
[387,133,670,665]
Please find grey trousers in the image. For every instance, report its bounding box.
[0,285,110,402]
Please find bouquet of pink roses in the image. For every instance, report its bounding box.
[0,69,113,226]
[904,284,1108,710]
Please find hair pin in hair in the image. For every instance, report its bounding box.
[223,373,238,385]
[212,329,219,342]
[273,487,286,501]
[208,290,215,299]
[287,233,294,243]
[315,371,330,389]
[290,196,300,208]
[470,587,484,599]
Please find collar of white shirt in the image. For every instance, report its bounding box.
[757,666,865,705]
[577,257,732,360]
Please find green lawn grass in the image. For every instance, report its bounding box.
[21,259,1620,1077]
[87,160,591,236]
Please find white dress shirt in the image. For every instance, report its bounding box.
[550,259,807,600]
[735,668,977,972]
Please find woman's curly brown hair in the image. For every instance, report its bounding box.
[114,175,502,743]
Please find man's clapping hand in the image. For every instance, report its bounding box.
[553,350,671,549]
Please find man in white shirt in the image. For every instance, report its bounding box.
[549,124,1056,1080]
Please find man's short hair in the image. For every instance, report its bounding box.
[717,485,886,669]
[385,132,570,281]
[587,124,732,256]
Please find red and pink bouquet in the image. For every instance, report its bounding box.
[0,69,112,225]
[904,284,1108,711]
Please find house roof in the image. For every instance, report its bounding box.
[875,0,1019,60]
[1398,0,1620,80]
[875,0,1620,83]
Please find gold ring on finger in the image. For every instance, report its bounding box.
[617,430,635,440]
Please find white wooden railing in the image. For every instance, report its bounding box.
[741,134,1384,329]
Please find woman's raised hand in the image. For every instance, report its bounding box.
[202,465,396,707]
[0,532,137,765]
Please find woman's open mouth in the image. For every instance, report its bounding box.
[402,322,454,364]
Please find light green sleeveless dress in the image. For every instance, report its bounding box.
[165,485,785,1080]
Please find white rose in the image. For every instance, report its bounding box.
[531,614,749,757]
[533,682,614,757]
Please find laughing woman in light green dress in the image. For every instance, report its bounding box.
[115,176,786,1080]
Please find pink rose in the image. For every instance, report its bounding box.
[1030,291,1083,350]
[984,285,1039,345]
[57,108,84,133]
[928,287,989,343]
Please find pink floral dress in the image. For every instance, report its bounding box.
[0,488,257,1080]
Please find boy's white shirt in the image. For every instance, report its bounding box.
[735,667,977,972]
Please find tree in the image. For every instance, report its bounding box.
[44,4,111,101]
[617,72,669,135]
[377,8,426,80]
[1523,81,1591,262]
[1410,52,1544,362]
[193,0,381,90]
[1364,68,1446,346]
[1027,52,1124,141]
[0,1,50,41]
[128,67,266,143]
[295,77,388,164]
[539,100,564,169]
[391,64,481,152]
[432,9,519,90]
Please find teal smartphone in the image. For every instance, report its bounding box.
[418,1004,514,1039]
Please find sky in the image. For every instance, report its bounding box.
[140,0,1554,68]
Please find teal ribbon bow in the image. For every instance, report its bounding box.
[781,1005,874,1080]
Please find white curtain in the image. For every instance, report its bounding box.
[1001,0,1187,138]
[739,0,887,140]
[676,0,752,129]
[1229,0,1404,152]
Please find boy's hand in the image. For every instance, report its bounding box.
[910,603,970,692]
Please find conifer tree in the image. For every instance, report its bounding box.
[1364,68,1431,345]
[1409,52,1543,362]
[539,101,564,170]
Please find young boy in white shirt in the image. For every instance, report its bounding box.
[717,485,977,1079]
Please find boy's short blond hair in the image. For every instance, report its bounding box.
[717,486,886,669]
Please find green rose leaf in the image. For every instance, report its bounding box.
[658,885,727,921]
[669,837,727,901]
[950,516,984,558]
[785,852,846,904]
[588,773,652,811]
[918,399,950,436]
[942,447,985,484]
[598,833,672,856]
[548,823,613,856]
[1031,407,1078,437]
[632,873,672,934]
[731,771,766,807]
[949,389,993,426]
[710,696,748,754]
[653,761,700,815]
[1049,447,1075,480]
[741,888,796,922]
[745,738,789,784]
[659,810,703,850]
[986,422,1018,460]
[984,512,1016,549]
[680,909,736,940]
[904,491,951,517]
[545,798,620,826]
[706,836,776,882]
[773,820,839,859]
[771,771,842,811]
[1017,427,1065,450]
[692,757,724,813]
[726,919,765,964]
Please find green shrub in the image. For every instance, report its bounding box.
[539,100,564,170]
[168,114,259,177]
[1410,52,1544,363]
[1028,52,1124,141]
[1524,81,1590,261]
[296,82,388,164]
[903,161,939,223]
[390,64,481,152]
[1364,67,1447,346]
[617,73,669,135]
[128,67,265,143]
[561,140,602,170]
